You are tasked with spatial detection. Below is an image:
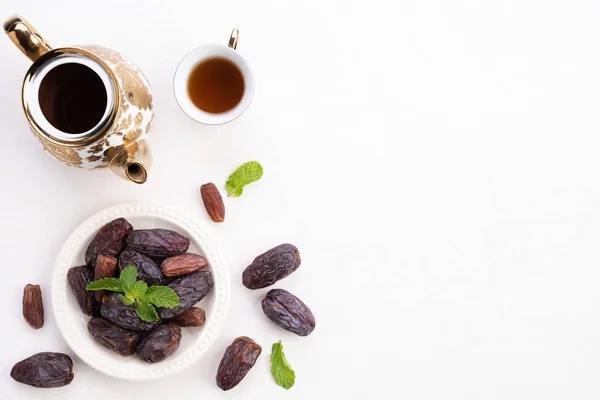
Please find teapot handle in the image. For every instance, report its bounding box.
[3,15,52,62]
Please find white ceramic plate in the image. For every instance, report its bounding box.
[51,202,230,380]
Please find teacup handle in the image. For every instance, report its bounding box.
[3,15,52,62]
[228,29,239,50]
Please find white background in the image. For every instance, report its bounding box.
[1,0,600,398]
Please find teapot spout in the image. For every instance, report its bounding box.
[109,139,152,184]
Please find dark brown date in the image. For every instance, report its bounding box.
[160,253,208,277]
[85,218,133,266]
[169,307,206,327]
[88,317,139,357]
[11,352,74,388]
[136,323,181,363]
[94,254,118,303]
[261,289,315,336]
[101,293,160,331]
[216,336,262,391]
[126,229,190,258]
[158,271,213,319]
[242,244,301,289]
[119,250,166,286]
[67,265,100,316]
[22,284,44,330]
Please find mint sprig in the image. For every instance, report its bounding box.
[85,266,179,322]
[270,341,295,390]
[225,161,263,197]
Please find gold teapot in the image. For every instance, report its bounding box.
[4,16,154,184]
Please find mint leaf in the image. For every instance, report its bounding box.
[144,286,180,308]
[129,280,148,299]
[120,266,137,293]
[270,341,295,390]
[225,161,263,197]
[85,264,179,318]
[135,299,159,322]
[118,294,135,306]
[86,278,122,292]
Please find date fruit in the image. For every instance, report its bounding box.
[22,284,44,330]
[158,271,213,319]
[85,218,133,266]
[261,289,316,336]
[126,229,190,258]
[169,307,206,327]
[68,265,99,316]
[88,318,140,357]
[201,182,225,222]
[216,336,262,391]
[136,323,182,363]
[11,352,74,388]
[94,254,118,302]
[101,293,160,331]
[160,253,208,277]
[119,250,165,286]
[242,244,301,289]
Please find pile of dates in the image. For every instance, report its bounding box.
[69,218,213,363]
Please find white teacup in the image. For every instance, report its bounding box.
[174,29,254,125]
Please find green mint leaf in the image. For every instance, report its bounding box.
[118,294,135,306]
[225,161,263,197]
[143,286,180,308]
[129,280,148,299]
[120,265,137,293]
[270,341,295,390]
[134,299,159,322]
[86,278,122,292]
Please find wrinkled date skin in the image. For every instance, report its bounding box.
[119,250,166,286]
[85,218,133,266]
[136,323,182,363]
[160,253,208,277]
[101,293,160,331]
[158,271,213,319]
[67,265,100,316]
[242,244,301,289]
[11,352,74,388]
[261,289,316,336]
[94,254,118,303]
[22,284,44,330]
[88,318,140,357]
[126,229,190,258]
[169,307,206,327]
[216,336,262,391]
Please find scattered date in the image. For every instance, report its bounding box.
[216,336,262,391]
[242,244,301,289]
[262,289,315,336]
[11,352,74,388]
[22,284,44,330]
